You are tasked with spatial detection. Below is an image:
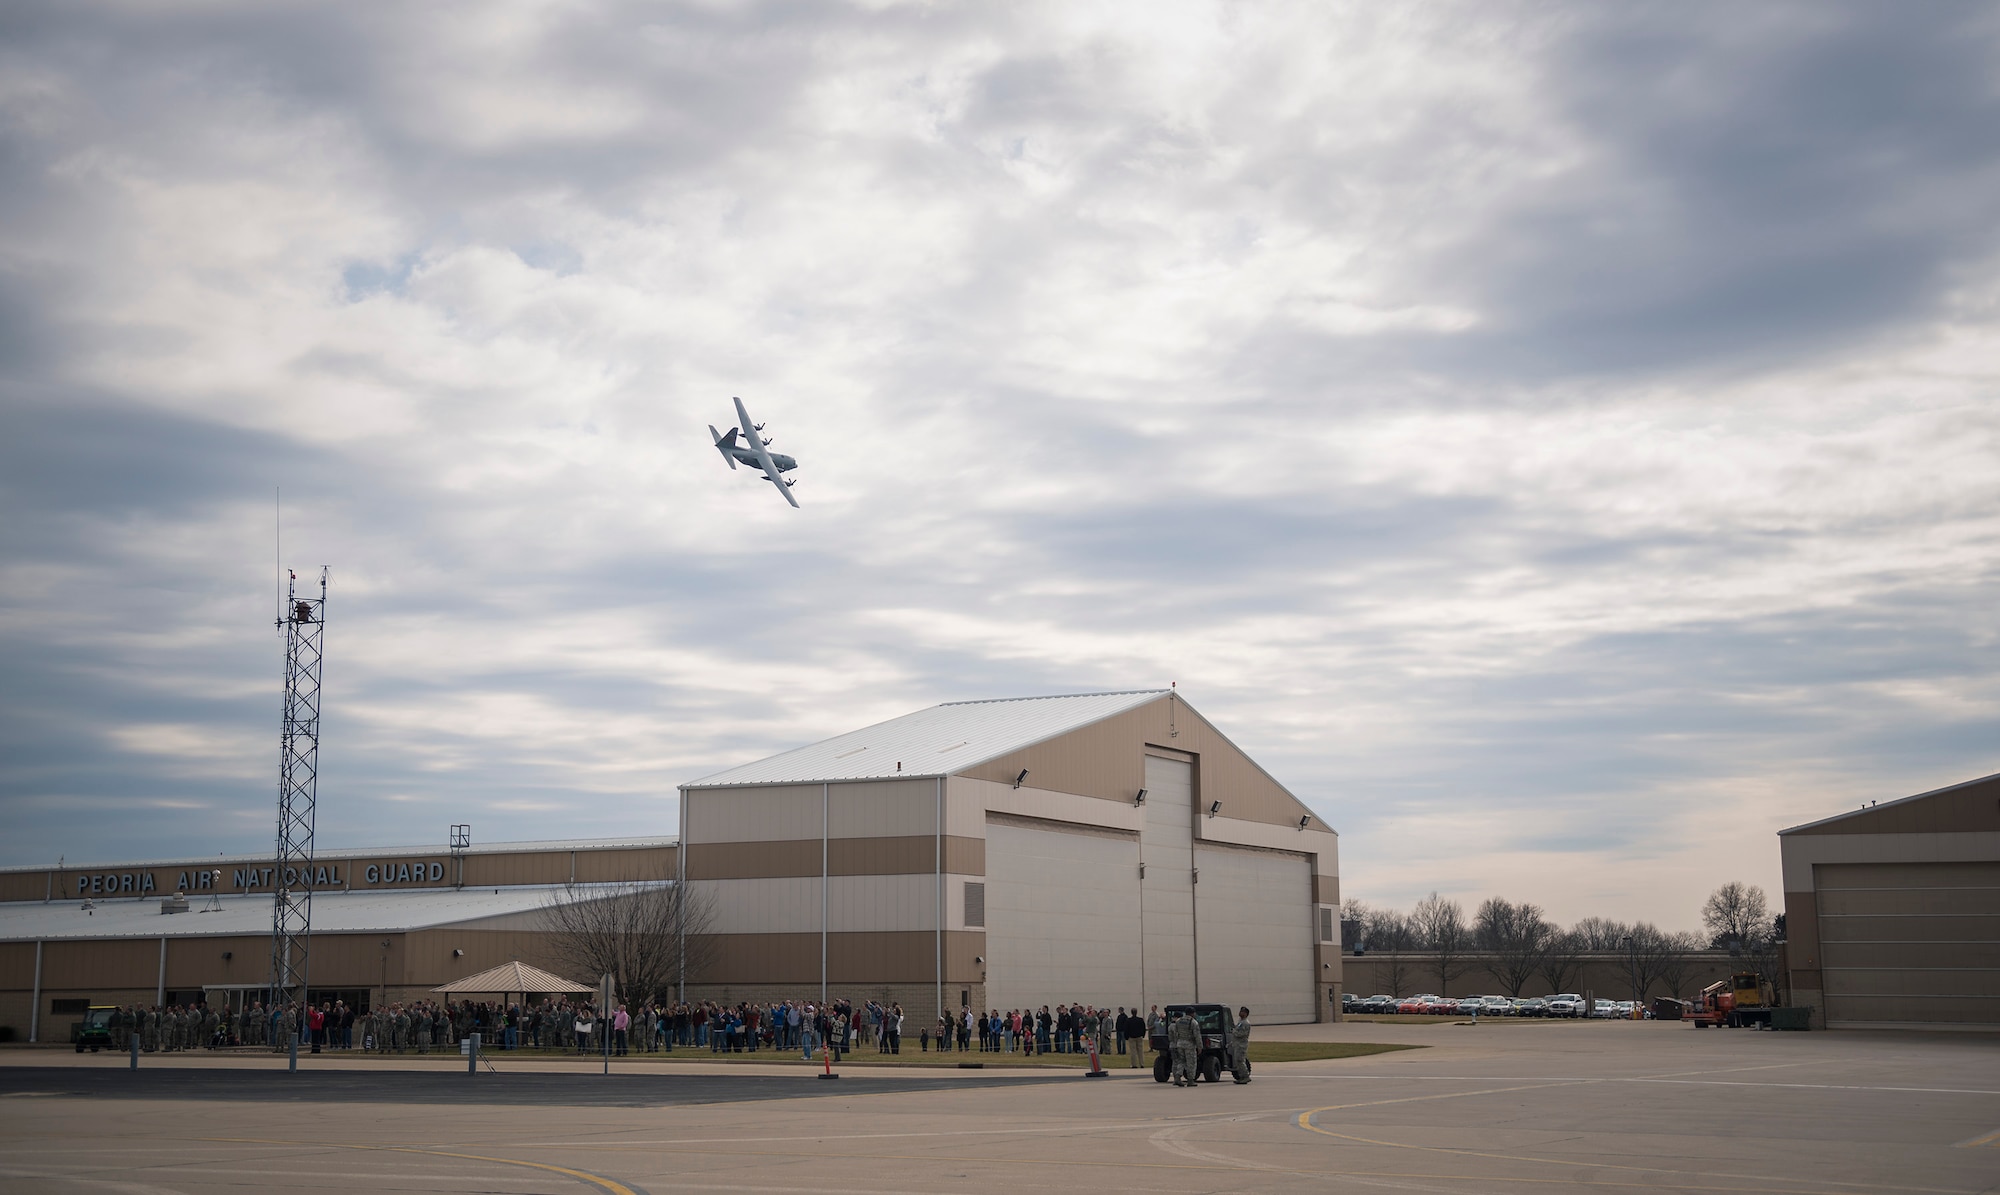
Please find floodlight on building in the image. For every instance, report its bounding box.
[1208,800,1221,817]
[1133,788,1147,805]
[1298,815,1310,830]
[1014,768,1029,789]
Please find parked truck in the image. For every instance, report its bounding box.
[1688,972,1776,1028]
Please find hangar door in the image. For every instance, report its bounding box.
[985,817,1142,1012]
[1816,861,2000,1027]
[1194,842,1316,1023]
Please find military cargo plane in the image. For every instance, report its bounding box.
[710,396,799,508]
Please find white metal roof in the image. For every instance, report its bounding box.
[0,884,644,942]
[0,836,678,877]
[682,690,1169,788]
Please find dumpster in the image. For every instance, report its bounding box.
[1769,1007,1810,1031]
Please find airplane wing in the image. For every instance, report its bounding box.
[732,396,800,508]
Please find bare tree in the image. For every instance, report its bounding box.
[1623,923,1683,1001]
[1475,897,1552,997]
[1570,916,1633,952]
[1411,892,1471,995]
[1381,949,1416,999]
[1649,930,1708,1001]
[1537,928,1586,995]
[1361,907,1416,997]
[1744,917,1785,996]
[1362,907,1416,953]
[1701,882,1769,949]
[541,875,717,1007]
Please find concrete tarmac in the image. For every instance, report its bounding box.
[4,1019,1998,1194]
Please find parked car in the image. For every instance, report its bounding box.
[1590,999,1619,1019]
[1341,993,1359,1014]
[1481,996,1514,1016]
[1612,1001,1636,1019]
[1545,994,1584,1018]
[1424,996,1459,1015]
[1454,997,1485,1015]
[1397,995,1436,1015]
[1361,995,1396,1014]
[1518,998,1547,1017]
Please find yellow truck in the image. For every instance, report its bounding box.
[1689,973,1775,1028]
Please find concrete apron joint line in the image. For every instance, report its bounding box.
[199,1138,646,1195]
[1295,1097,1980,1195]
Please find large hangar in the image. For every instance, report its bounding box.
[0,689,1338,1038]
[1781,770,2000,1030]
[679,689,1341,1023]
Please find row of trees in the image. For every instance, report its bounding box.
[1344,881,1783,1000]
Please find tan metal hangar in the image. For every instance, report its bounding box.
[1781,769,2000,1029]
[0,689,1340,1040]
[676,689,1341,1023]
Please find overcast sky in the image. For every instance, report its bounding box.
[3,2,1996,930]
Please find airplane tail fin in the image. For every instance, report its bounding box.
[710,425,738,469]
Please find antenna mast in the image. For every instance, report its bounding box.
[270,565,327,1013]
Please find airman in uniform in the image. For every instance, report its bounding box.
[1228,1007,1252,1084]
[414,1005,432,1054]
[1167,1010,1198,1088]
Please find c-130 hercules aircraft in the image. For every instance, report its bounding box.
[709,396,800,508]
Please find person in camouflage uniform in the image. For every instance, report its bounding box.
[1228,1007,1252,1084]
[1167,1010,1199,1087]
[414,1004,432,1054]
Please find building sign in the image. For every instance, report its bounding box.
[76,872,158,896]
[68,856,452,896]
[364,861,446,885]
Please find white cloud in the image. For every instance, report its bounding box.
[2,0,1997,930]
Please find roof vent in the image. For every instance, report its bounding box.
[160,892,191,914]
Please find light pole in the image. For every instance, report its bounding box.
[1621,934,1637,1011]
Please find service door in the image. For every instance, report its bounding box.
[1816,861,2000,1027]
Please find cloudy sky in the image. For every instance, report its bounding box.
[3,2,1996,930]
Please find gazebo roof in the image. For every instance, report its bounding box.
[431,960,591,995]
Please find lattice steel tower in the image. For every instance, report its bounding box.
[270,566,327,1010]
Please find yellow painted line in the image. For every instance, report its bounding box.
[199,1138,641,1195]
[1954,1127,2000,1148]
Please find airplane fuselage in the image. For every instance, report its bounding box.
[725,445,796,472]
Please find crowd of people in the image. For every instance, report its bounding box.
[84,996,1254,1082]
